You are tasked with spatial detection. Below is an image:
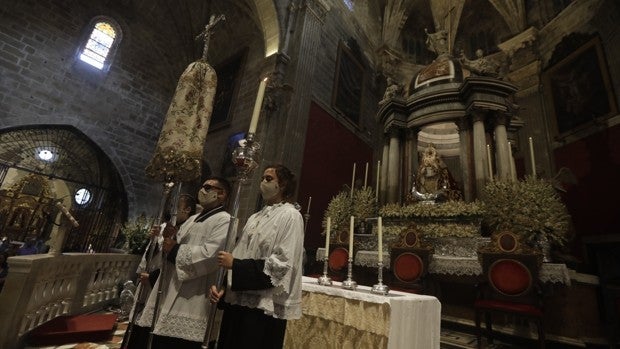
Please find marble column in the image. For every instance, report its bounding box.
[380,138,389,204]
[387,129,401,204]
[471,111,488,198]
[493,114,511,180]
[456,118,473,201]
[404,128,419,194]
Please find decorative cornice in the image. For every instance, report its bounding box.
[498,26,538,57]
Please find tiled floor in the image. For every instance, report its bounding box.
[22,313,604,349]
[22,316,515,349]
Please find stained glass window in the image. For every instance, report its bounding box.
[79,22,116,70]
[343,0,354,11]
[75,188,93,206]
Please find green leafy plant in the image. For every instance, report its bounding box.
[481,177,571,247]
[322,187,377,235]
[122,214,152,255]
[380,200,484,219]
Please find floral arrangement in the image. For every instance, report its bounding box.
[352,187,376,220]
[378,201,484,238]
[379,200,484,219]
[322,186,377,235]
[122,214,152,255]
[481,177,571,247]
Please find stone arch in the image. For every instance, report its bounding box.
[0,124,128,251]
[253,0,280,56]
[0,118,134,214]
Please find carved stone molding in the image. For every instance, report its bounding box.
[498,26,539,58]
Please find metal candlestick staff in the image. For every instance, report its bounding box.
[202,133,261,348]
[121,181,174,349]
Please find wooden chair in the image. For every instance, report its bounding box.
[389,224,433,293]
[475,231,545,349]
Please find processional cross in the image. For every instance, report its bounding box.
[196,14,226,60]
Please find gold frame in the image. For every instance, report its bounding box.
[543,36,618,138]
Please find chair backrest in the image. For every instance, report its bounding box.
[391,247,431,283]
[390,224,433,286]
[328,245,349,272]
[477,231,544,302]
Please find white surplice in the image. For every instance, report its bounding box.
[128,222,165,322]
[136,209,230,342]
[224,202,304,320]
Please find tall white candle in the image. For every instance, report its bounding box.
[350,163,356,198]
[508,141,516,181]
[306,196,312,214]
[376,160,381,202]
[349,216,355,258]
[325,217,331,258]
[377,216,383,263]
[363,162,369,189]
[528,137,536,177]
[486,144,493,179]
[248,77,268,134]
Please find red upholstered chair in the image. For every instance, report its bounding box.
[327,230,351,281]
[389,225,432,293]
[475,231,545,349]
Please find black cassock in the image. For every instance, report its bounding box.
[217,259,287,349]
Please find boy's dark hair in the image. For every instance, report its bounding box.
[178,194,197,215]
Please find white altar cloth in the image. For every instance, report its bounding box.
[283,276,441,349]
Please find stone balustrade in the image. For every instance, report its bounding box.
[0,253,140,349]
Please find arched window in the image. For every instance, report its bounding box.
[78,18,121,71]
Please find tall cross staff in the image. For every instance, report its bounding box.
[196,14,226,60]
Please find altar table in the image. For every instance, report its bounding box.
[283,276,441,349]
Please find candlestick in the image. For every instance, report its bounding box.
[350,163,356,198]
[486,144,493,179]
[325,217,331,256]
[306,196,312,214]
[248,77,268,134]
[528,137,536,177]
[377,216,383,263]
[371,260,389,295]
[376,160,381,202]
[348,216,355,257]
[363,162,369,189]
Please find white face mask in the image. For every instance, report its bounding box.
[260,180,280,201]
[198,189,218,207]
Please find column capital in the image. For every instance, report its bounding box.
[455,117,470,131]
[490,113,510,128]
[470,110,486,123]
[386,127,401,138]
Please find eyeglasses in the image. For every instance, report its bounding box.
[202,184,224,191]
